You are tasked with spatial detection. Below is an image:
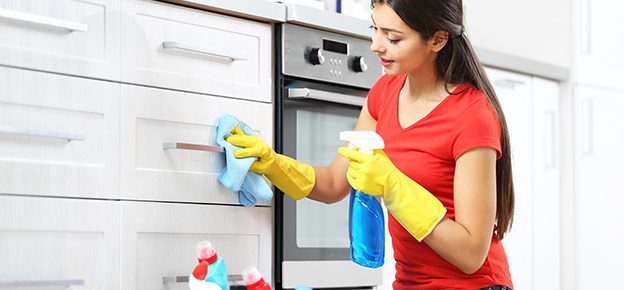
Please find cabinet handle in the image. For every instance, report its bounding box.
[544,111,556,168]
[162,41,247,62]
[0,7,88,33]
[163,142,225,153]
[0,279,84,287]
[494,78,526,89]
[581,0,592,54]
[581,98,593,156]
[0,125,85,142]
[162,274,244,284]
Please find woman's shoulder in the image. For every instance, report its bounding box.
[452,84,492,111]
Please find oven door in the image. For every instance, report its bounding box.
[277,80,382,289]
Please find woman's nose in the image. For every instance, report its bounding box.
[370,37,385,53]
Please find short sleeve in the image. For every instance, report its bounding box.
[452,98,502,160]
[366,74,392,121]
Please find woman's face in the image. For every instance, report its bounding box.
[370,3,437,76]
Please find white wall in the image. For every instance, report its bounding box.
[464,0,571,68]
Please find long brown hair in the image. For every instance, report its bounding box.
[372,0,514,239]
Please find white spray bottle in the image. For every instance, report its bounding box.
[339,131,385,268]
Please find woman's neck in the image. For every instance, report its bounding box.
[404,68,445,102]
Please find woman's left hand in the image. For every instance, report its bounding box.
[337,147,399,197]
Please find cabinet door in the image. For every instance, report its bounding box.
[120,201,272,290]
[573,85,624,288]
[0,0,121,81]
[0,66,120,199]
[486,67,534,290]
[531,77,560,289]
[121,0,272,102]
[576,0,624,89]
[120,84,273,205]
[0,195,120,290]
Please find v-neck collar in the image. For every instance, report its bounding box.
[395,74,466,131]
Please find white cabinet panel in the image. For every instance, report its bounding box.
[120,201,272,290]
[120,84,273,205]
[487,67,534,290]
[532,77,560,289]
[121,0,272,102]
[0,67,120,199]
[575,0,624,89]
[0,195,120,290]
[0,0,121,81]
[573,85,624,289]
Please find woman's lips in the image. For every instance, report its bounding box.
[380,57,394,67]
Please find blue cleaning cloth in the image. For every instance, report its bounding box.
[216,114,273,206]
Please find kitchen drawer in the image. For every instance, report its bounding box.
[0,0,121,81]
[121,0,272,102]
[120,201,272,290]
[0,195,120,290]
[120,84,273,205]
[0,67,120,199]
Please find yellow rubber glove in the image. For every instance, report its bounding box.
[226,127,315,200]
[337,147,447,242]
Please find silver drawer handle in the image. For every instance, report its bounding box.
[0,279,85,288]
[494,78,526,89]
[163,142,225,153]
[162,274,244,284]
[288,88,365,107]
[0,7,88,33]
[0,125,86,142]
[162,41,247,62]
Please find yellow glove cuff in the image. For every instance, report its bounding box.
[265,154,316,200]
[384,173,447,242]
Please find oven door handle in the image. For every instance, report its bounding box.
[287,88,365,107]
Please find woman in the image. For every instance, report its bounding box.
[227,0,514,289]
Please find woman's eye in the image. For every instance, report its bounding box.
[369,25,377,31]
[387,38,399,44]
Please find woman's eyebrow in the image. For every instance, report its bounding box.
[371,18,405,34]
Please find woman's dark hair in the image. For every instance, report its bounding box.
[372,0,514,239]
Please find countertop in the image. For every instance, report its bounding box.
[158,0,569,81]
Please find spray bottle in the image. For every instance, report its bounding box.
[339,131,385,268]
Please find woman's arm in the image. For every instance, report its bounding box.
[423,147,498,274]
[306,101,377,204]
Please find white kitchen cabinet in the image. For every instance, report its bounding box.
[574,0,624,89]
[573,85,624,289]
[0,66,120,199]
[120,84,273,205]
[486,67,561,290]
[0,0,121,81]
[121,0,273,102]
[0,195,120,290]
[120,201,272,290]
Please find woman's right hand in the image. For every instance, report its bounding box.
[225,126,316,200]
[226,126,277,174]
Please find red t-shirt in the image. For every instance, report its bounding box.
[367,74,513,289]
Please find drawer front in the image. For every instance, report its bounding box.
[0,0,121,81]
[0,195,120,290]
[120,201,272,290]
[120,84,273,205]
[121,0,272,102]
[0,67,120,199]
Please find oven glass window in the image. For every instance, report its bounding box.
[295,108,358,248]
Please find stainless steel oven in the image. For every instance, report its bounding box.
[274,23,382,289]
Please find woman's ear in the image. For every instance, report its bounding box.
[430,31,450,52]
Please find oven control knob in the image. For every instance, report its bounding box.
[308,48,325,65]
[350,56,368,73]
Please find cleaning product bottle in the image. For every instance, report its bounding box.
[193,241,229,290]
[241,266,272,290]
[339,131,385,268]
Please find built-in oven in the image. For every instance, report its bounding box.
[274,23,382,289]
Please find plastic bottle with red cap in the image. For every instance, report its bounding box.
[242,266,271,290]
[188,241,229,290]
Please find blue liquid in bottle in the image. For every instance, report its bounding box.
[349,187,385,268]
